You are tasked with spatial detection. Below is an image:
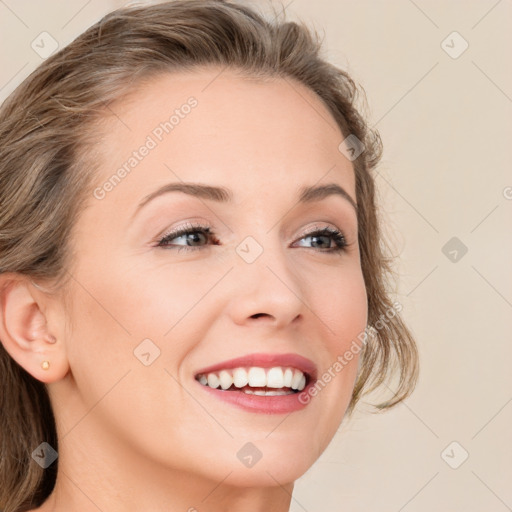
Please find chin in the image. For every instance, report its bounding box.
[216,459,312,488]
[216,437,319,487]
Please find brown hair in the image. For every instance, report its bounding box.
[0,0,419,509]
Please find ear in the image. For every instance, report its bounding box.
[0,273,69,383]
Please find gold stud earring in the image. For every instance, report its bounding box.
[41,360,50,370]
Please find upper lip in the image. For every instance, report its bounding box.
[194,352,317,381]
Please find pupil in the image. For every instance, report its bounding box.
[188,232,204,246]
[313,235,328,248]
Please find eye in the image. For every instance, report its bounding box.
[156,222,218,252]
[156,223,349,253]
[293,226,348,252]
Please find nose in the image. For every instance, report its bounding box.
[225,239,306,330]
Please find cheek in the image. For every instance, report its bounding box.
[110,255,230,336]
[317,262,368,347]
[68,253,219,343]
[306,263,367,431]
[61,254,225,417]
[59,272,197,461]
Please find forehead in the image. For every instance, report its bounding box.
[89,68,356,205]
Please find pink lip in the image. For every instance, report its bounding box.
[194,352,317,380]
[194,352,318,415]
[197,382,315,414]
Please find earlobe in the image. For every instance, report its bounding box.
[0,274,69,383]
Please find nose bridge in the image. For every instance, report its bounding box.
[226,230,306,327]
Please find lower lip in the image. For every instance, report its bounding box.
[196,380,315,414]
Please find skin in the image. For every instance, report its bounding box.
[0,68,367,511]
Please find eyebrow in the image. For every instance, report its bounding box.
[133,181,357,219]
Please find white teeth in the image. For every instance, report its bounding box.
[291,369,303,390]
[297,373,306,391]
[247,389,294,396]
[233,368,248,388]
[247,367,267,387]
[218,370,233,390]
[283,368,293,387]
[198,366,308,392]
[266,367,284,388]
[207,373,220,389]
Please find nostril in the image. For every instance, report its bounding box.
[251,313,269,319]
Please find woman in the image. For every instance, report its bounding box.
[0,1,419,510]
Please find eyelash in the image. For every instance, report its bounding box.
[156,222,349,254]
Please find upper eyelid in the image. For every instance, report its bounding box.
[158,222,344,236]
[157,221,212,240]
[157,222,348,246]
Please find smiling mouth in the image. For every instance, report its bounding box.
[195,366,309,396]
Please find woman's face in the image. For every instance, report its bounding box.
[57,68,367,487]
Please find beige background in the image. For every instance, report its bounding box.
[1,1,511,510]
